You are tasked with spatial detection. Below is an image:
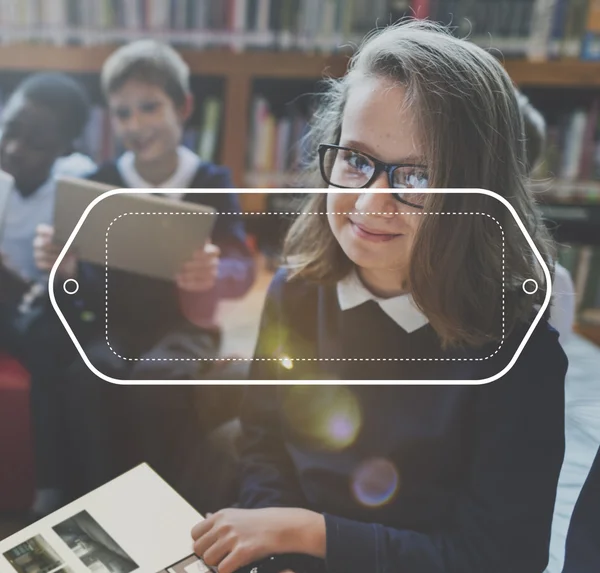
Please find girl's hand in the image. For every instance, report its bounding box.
[33,224,78,279]
[176,243,220,293]
[191,507,325,573]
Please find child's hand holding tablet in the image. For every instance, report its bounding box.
[175,242,221,293]
[33,223,78,279]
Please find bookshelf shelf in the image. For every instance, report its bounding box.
[4,44,598,188]
[1,45,600,87]
[1,40,600,347]
[3,45,600,187]
[0,44,350,79]
[504,59,600,88]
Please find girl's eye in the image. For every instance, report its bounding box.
[344,151,372,173]
[407,171,428,188]
[393,167,429,189]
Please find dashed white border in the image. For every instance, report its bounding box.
[104,211,505,362]
[49,189,552,385]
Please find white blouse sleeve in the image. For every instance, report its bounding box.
[549,263,576,343]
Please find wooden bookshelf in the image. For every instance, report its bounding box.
[2,44,600,188]
[0,44,350,78]
[0,44,348,188]
[1,44,600,86]
[1,42,599,345]
[502,59,600,88]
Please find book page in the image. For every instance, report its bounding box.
[0,464,208,573]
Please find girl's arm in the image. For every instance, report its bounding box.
[238,385,308,509]
[240,270,308,505]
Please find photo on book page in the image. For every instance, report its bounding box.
[158,553,212,573]
[3,534,75,573]
[0,464,207,573]
[53,510,138,573]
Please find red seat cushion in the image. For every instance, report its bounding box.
[0,353,34,512]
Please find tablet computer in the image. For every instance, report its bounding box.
[54,177,218,282]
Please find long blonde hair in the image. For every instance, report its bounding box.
[284,20,554,350]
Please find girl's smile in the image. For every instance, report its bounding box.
[349,218,405,242]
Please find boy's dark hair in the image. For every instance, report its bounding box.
[101,40,190,107]
[17,72,90,142]
[515,89,546,174]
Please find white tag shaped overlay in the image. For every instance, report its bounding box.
[49,188,552,384]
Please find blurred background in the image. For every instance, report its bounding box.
[0,3,599,572]
[0,0,597,342]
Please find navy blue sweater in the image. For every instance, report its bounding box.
[563,445,600,573]
[240,270,567,573]
[64,161,254,350]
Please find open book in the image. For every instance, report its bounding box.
[0,464,211,573]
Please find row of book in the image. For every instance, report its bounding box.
[74,96,223,165]
[0,0,598,59]
[0,0,396,51]
[71,97,600,199]
[2,79,600,201]
[533,100,600,202]
[558,243,600,325]
[243,92,600,198]
[247,95,311,179]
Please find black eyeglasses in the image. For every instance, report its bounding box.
[318,143,429,210]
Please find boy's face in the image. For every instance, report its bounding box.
[0,93,69,195]
[108,79,188,165]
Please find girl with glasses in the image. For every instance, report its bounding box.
[192,20,566,573]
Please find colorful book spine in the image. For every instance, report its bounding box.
[197,97,223,162]
[581,0,600,59]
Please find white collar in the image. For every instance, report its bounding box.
[116,146,201,196]
[336,270,429,334]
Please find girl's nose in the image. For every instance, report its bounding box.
[354,188,398,218]
[369,170,391,189]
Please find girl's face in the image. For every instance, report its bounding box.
[327,76,426,297]
[108,79,190,165]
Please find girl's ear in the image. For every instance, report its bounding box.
[179,92,194,124]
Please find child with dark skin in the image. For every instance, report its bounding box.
[1,95,65,195]
[0,73,92,282]
[0,73,93,518]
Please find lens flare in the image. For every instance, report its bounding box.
[328,413,356,443]
[280,356,294,370]
[351,458,400,508]
[283,386,362,450]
